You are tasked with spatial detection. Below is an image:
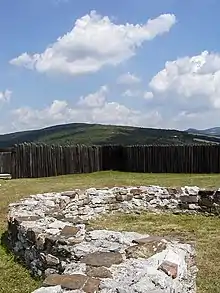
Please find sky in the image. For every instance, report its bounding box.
[1,0,220,134]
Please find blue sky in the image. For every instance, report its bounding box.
[1,0,220,133]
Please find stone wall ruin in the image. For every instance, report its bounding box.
[6,185,219,292]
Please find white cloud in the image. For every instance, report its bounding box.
[10,50,220,131]
[77,85,108,108]
[10,11,176,76]
[117,72,141,85]
[144,91,154,100]
[0,90,12,102]
[12,50,220,131]
[149,51,220,109]
[133,50,220,129]
[122,89,141,98]
[122,89,154,100]
[11,86,162,131]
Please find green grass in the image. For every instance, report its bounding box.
[1,171,220,292]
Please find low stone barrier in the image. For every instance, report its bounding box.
[0,173,12,180]
[7,185,219,292]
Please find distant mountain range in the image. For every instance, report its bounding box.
[187,127,220,137]
[1,123,220,148]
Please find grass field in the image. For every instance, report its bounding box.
[1,171,220,293]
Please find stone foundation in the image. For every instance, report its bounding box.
[7,185,218,292]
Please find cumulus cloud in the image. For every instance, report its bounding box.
[0,90,12,102]
[117,72,141,85]
[132,50,220,129]
[77,85,108,108]
[122,89,141,98]
[12,49,220,131]
[10,11,176,76]
[11,50,220,131]
[144,91,154,100]
[149,51,220,109]
[11,86,162,131]
[122,89,154,101]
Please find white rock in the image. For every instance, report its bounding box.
[63,262,87,275]
[48,220,67,229]
[32,286,62,293]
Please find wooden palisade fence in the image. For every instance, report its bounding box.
[0,149,12,174]
[11,144,102,178]
[1,143,220,178]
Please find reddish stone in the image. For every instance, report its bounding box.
[130,188,143,195]
[80,252,123,267]
[83,277,100,293]
[86,266,112,278]
[158,261,178,279]
[15,216,42,223]
[60,226,79,237]
[43,274,86,290]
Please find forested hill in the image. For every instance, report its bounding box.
[0,123,220,148]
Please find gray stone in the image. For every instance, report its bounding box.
[45,254,60,267]
[44,268,59,277]
[183,186,199,195]
[63,262,86,275]
[115,194,128,202]
[125,241,167,259]
[180,195,199,204]
[132,236,166,245]
[199,197,214,207]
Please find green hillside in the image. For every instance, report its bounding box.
[0,123,220,148]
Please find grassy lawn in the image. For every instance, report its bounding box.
[1,171,220,293]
